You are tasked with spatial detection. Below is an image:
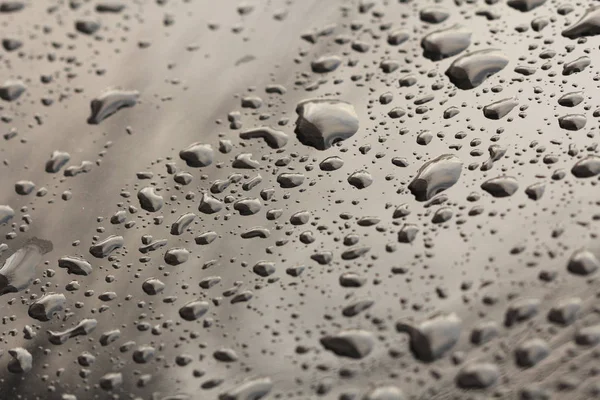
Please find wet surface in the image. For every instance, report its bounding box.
[3,0,600,399]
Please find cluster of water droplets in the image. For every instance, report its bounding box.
[3,0,600,399]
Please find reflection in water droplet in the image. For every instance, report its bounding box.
[0,79,26,101]
[419,7,449,24]
[319,156,344,171]
[507,0,547,12]
[446,49,509,89]
[572,155,600,177]
[320,329,375,359]
[239,126,289,149]
[89,235,124,258]
[421,25,471,61]
[558,114,587,131]
[408,154,462,201]
[219,377,273,400]
[347,170,373,189]
[311,55,342,73]
[277,173,305,188]
[179,143,214,168]
[0,205,15,224]
[48,319,97,344]
[388,29,409,45]
[295,99,359,150]
[58,256,92,275]
[45,151,71,173]
[28,292,66,321]
[137,187,164,212]
[558,91,584,107]
[483,97,518,120]
[562,6,600,38]
[481,176,519,197]
[0,238,52,295]
[7,348,32,373]
[87,89,138,124]
[563,56,591,76]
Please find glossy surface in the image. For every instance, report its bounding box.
[2,0,600,399]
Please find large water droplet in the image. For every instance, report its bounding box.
[295,99,359,150]
[87,89,138,124]
[408,154,462,201]
[421,25,471,61]
[446,49,509,89]
[481,176,519,197]
[562,6,600,38]
[0,238,52,295]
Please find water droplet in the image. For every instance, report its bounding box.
[48,319,97,344]
[507,0,546,12]
[171,212,196,235]
[559,114,587,131]
[320,330,375,359]
[239,126,288,149]
[87,89,138,124]
[483,97,518,119]
[28,292,66,321]
[0,79,26,101]
[219,377,273,400]
[137,187,164,212]
[562,6,600,38]
[563,56,591,75]
[572,155,600,177]
[347,170,373,189]
[397,313,461,362]
[164,248,189,265]
[45,151,71,173]
[408,154,462,201]
[567,249,599,276]
[89,235,124,258]
[311,55,342,73]
[0,205,15,224]
[419,7,449,24]
[481,176,519,197]
[422,25,471,61]
[179,299,209,321]
[179,143,214,167]
[7,348,32,373]
[446,49,509,89]
[558,91,584,107]
[295,99,359,150]
[0,239,52,295]
[456,362,499,389]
